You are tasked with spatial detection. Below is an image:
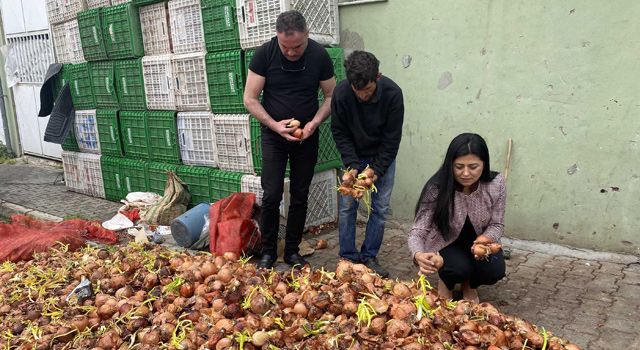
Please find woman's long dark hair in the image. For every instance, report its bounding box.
[414,133,498,239]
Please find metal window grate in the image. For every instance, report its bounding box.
[5,32,55,84]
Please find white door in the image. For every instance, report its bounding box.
[2,0,59,158]
[14,85,43,155]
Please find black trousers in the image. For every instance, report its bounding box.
[438,217,506,290]
[260,126,319,256]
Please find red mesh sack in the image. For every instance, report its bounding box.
[0,215,117,262]
[209,193,259,257]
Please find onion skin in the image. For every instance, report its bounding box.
[287,119,300,128]
[291,128,303,139]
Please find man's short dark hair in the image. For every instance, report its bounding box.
[345,51,380,90]
[276,10,307,34]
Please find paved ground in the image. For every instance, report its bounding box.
[1,160,639,349]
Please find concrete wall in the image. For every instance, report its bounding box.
[338,1,640,254]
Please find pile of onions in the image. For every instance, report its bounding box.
[0,244,583,350]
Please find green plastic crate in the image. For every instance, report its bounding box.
[315,118,342,172]
[146,111,180,164]
[132,0,165,6]
[327,47,346,83]
[77,8,108,61]
[69,63,96,109]
[201,0,240,53]
[61,125,80,152]
[122,158,149,194]
[102,4,144,59]
[249,116,290,176]
[119,111,149,159]
[176,165,213,206]
[209,169,242,202]
[90,61,119,108]
[115,59,146,110]
[101,156,125,201]
[319,47,346,103]
[250,117,339,175]
[147,162,178,196]
[244,49,255,73]
[96,109,123,156]
[52,64,70,101]
[206,50,246,113]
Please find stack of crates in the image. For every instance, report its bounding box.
[236,0,339,50]
[47,0,86,64]
[57,0,343,227]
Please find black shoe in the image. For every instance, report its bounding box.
[284,253,310,269]
[258,254,277,269]
[363,257,389,278]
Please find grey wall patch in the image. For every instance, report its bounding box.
[438,72,453,90]
[340,30,365,58]
[402,55,412,68]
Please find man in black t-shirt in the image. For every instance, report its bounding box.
[244,10,336,269]
[331,51,404,278]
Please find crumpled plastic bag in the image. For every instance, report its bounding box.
[102,212,134,231]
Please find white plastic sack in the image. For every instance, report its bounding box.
[102,212,134,231]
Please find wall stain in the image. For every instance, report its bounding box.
[339,30,365,57]
[559,126,567,136]
[437,72,453,90]
[553,223,559,230]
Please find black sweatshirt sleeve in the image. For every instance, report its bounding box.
[331,94,360,170]
[371,89,404,177]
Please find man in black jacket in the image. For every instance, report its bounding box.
[331,51,404,278]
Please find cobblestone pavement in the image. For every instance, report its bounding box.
[0,162,121,221]
[1,161,639,349]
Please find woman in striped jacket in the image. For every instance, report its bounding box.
[408,133,507,303]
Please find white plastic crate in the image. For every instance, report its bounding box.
[172,52,210,111]
[241,174,289,217]
[51,20,85,64]
[168,0,205,54]
[87,0,111,9]
[293,0,339,45]
[61,151,84,193]
[111,0,130,4]
[143,55,176,110]
[75,110,101,154]
[304,169,338,228]
[78,153,105,198]
[46,0,87,25]
[177,111,217,166]
[140,2,172,55]
[236,0,339,50]
[51,22,68,63]
[211,114,253,174]
[66,20,85,64]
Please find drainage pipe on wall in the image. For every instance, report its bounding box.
[0,77,12,153]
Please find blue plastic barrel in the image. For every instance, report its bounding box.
[170,203,210,247]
